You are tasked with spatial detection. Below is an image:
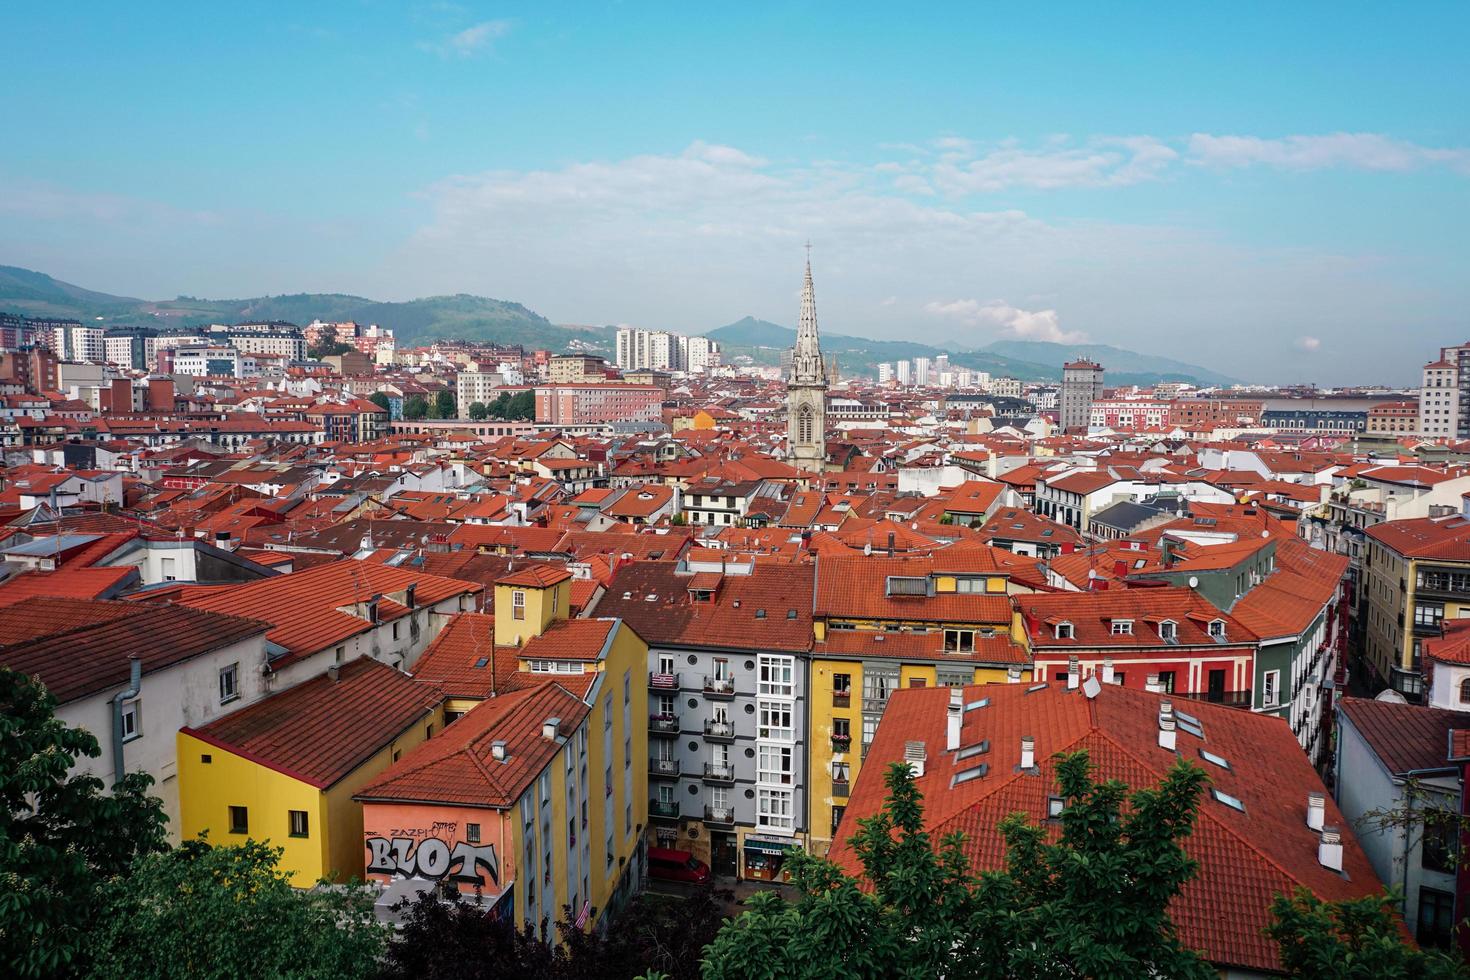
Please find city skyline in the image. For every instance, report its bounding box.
[2,3,1466,385]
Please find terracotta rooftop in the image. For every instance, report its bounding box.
[496,563,573,589]
[596,562,815,652]
[1337,696,1464,776]
[813,554,1014,625]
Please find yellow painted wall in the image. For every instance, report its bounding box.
[494,579,572,647]
[584,622,649,928]
[178,731,327,886]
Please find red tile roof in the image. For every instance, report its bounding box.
[1365,515,1470,561]
[1337,696,1464,775]
[184,657,444,788]
[410,613,499,698]
[354,682,590,808]
[596,562,815,652]
[0,566,139,606]
[496,563,573,589]
[1017,587,1256,649]
[813,554,1013,624]
[0,597,271,704]
[830,683,1385,974]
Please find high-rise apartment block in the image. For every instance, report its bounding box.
[895,360,912,386]
[1059,359,1105,431]
[1419,344,1470,438]
[876,362,894,384]
[615,327,720,374]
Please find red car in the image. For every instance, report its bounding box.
[647,847,712,884]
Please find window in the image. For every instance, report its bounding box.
[944,629,975,652]
[797,405,813,444]
[833,672,851,694]
[758,655,794,697]
[862,717,878,753]
[121,701,140,741]
[885,576,928,596]
[757,744,793,785]
[862,667,899,704]
[1158,620,1178,642]
[1418,888,1455,949]
[1422,810,1459,874]
[833,717,850,739]
[1263,670,1281,707]
[1054,621,1074,640]
[288,810,309,838]
[1109,620,1133,636]
[467,822,481,844]
[229,806,249,834]
[756,788,794,830]
[832,761,850,782]
[219,663,239,704]
[1459,678,1470,705]
[1157,671,1176,694]
[1208,620,1226,640]
[392,622,400,641]
[1415,603,1445,627]
[831,805,846,835]
[758,701,793,740]
[512,590,526,620]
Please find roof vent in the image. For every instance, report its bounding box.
[1145,673,1163,693]
[1067,656,1080,690]
[1318,826,1343,872]
[542,717,561,740]
[946,690,963,751]
[1020,735,1035,770]
[1101,658,1115,684]
[904,740,927,778]
[1306,792,1326,832]
[1158,716,1177,752]
[491,740,508,762]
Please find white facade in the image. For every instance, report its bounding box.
[457,370,504,410]
[877,362,894,384]
[104,335,135,369]
[913,357,931,386]
[173,345,243,378]
[896,360,913,386]
[1420,354,1461,438]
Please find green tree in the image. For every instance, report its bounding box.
[487,392,512,419]
[87,838,387,979]
[403,396,429,420]
[368,391,391,412]
[308,339,354,359]
[468,400,489,420]
[702,752,1213,980]
[0,667,168,977]
[1267,888,1469,979]
[506,389,535,421]
[433,389,457,420]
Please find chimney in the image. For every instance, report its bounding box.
[491,740,508,762]
[327,664,340,683]
[1306,792,1326,832]
[367,594,381,624]
[405,582,417,609]
[887,531,895,557]
[1020,736,1035,770]
[1159,699,1173,718]
[1067,657,1080,690]
[946,689,962,751]
[1145,673,1163,693]
[1158,715,1177,752]
[1318,826,1344,872]
[1006,666,1021,683]
[1101,658,1115,684]
[904,740,927,778]
[542,717,561,740]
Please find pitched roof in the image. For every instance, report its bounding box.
[409,612,498,698]
[1365,515,1470,561]
[830,683,1385,974]
[596,562,815,652]
[0,597,271,704]
[184,657,444,788]
[496,563,573,589]
[1337,696,1464,775]
[354,682,590,808]
[1016,587,1256,648]
[814,554,1014,624]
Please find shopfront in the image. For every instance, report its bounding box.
[741,834,799,882]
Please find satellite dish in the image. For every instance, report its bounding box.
[1188,576,1199,588]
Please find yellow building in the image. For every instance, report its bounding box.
[807,553,1034,854]
[1363,516,1470,699]
[177,657,444,886]
[367,563,651,933]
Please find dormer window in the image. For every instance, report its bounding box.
[886,576,928,597]
[1159,620,1178,642]
[1054,621,1074,640]
[1208,619,1226,640]
[1110,620,1133,636]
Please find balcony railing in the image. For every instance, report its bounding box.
[649,715,679,735]
[650,800,680,820]
[832,691,851,708]
[650,758,681,778]
[648,671,680,690]
[703,719,735,740]
[704,805,735,826]
[703,676,735,699]
[703,762,735,783]
[1179,689,1254,708]
[832,779,850,798]
[831,734,852,754]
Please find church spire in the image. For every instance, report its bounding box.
[791,243,824,385]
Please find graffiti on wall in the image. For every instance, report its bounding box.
[365,835,500,887]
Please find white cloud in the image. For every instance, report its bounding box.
[1296,336,1322,352]
[927,137,1178,194]
[923,299,1087,343]
[1187,132,1470,174]
[419,19,510,58]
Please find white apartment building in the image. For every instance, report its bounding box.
[1420,349,1464,438]
[913,357,932,386]
[615,326,719,374]
[457,370,505,410]
[173,345,243,378]
[877,362,894,384]
[896,360,913,386]
[104,335,136,370]
[680,335,721,373]
[214,328,308,362]
[51,324,106,362]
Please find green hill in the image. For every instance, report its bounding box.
[0,266,596,351]
[979,340,1238,386]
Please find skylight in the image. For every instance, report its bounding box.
[1026,683,1047,694]
[1211,788,1245,812]
[964,697,990,712]
[955,740,990,760]
[951,763,989,787]
[1199,749,1231,770]
[474,657,489,668]
[1177,718,1204,739]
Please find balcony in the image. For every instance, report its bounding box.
[831,734,852,754]
[1179,689,1254,708]
[831,779,850,798]
[650,758,681,779]
[649,800,680,821]
[649,715,679,736]
[703,719,735,742]
[703,675,736,699]
[832,690,851,708]
[704,805,735,826]
[703,762,735,784]
[648,671,680,690]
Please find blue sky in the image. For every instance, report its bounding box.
[2,2,1466,384]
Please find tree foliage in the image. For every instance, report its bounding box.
[403,396,429,420]
[432,389,457,420]
[1266,888,1469,979]
[308,339,355,359]
[87,837,387,979]
[0,667,167,978]
[368,391,391,412]
[382,883,729,980]
[702,752,1214,980]
[468,400,489,420]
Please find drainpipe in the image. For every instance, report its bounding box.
[111,656,141,789]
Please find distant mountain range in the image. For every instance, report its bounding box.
[0,265,1235,385]
[706,317,1237,386]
